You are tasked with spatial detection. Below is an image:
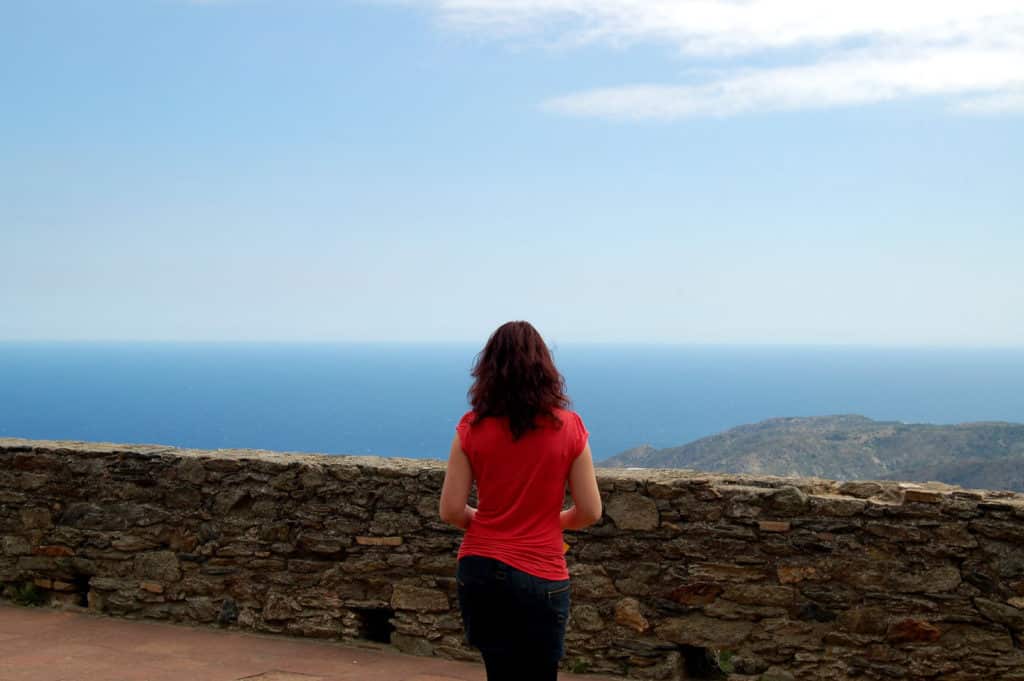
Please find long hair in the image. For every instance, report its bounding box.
[468,321,570,440]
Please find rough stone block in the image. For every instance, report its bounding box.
[656,613,753,647]
[32,544,74,557]
[837,606,890,636]
[296,533,346,556]
[975,597,1024,632]
[690,563,766,583]
[571,604,604,632]
[808,495,867,517]
[837,481,885,498]
[355,536,403,546]
[20,507,52,529]
[723,584,795,606]
[903,488,943,504]
[1,536,31,556]
[370,511,421,535]
[570,567,619,599]
[759,520,791,533]
[766,486,809,515]
[777,565,818,584]
[134,551,181,582]
[605,493,659,531]
[187,596,219,622]
[614,597,649,633]
[391,584,449,612]
[111,535,160,552]
[263,592,300,621]
[886,618,941,642]
[669,583,722,605]
[391,632,435,656]
[90,577,133,591]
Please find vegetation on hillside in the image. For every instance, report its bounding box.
[601,415,1024,491]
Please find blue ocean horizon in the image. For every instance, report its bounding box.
[1,342,1023,461]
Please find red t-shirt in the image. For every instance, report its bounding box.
[455,407,589,581]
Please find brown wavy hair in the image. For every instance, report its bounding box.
[468,321,570,440]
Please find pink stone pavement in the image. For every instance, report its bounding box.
[0,603,620,681]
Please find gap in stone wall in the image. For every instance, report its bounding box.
[350,607,395,644]
[70,573,89,608]
[678,645,726,679]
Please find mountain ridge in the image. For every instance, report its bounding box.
[599,415,1024,491]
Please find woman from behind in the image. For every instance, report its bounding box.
[439,320,603,681]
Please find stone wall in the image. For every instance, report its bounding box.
[2,437,1024,680]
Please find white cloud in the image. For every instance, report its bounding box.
[411,0,1024,118]
[544,45,1024,118]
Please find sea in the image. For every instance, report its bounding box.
[1,342,1023,462]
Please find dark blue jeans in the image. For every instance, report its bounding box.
[456,555,571,681]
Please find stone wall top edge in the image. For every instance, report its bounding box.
[3,437,1023,503]
[0,437,446,472]
[599,467,1024,502]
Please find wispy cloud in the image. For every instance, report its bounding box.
[409,0,1024,118]
[544,45,1024,119]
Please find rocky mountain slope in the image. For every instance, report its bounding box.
[600,415,1024,491]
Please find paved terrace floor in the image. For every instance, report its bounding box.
[0,604,620,681]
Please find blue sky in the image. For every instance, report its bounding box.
[2,0,1022,345]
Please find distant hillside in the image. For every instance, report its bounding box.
[600,415,1024,492]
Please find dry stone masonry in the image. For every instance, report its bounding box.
[2,437,1024,680]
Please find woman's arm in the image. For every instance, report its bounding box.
[560,442,602,530]
[439,433,477,530]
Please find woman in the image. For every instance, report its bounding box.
[439,321,603,681]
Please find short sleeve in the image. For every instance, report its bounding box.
[455,410,475,456]
[568,411,589,461]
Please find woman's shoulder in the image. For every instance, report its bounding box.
[455,410,479,453]
[552,407,582,422]
[547,407,586,433]
[553,408,588,457]
[456,410,478,430]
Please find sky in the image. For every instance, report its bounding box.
[2,0,1022,346]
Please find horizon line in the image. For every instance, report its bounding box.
[2,338,1024,351]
